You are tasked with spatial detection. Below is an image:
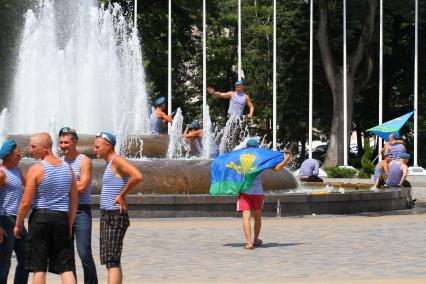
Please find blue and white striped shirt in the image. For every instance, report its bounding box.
[0,167,24,216]
[100,157,129,210]
[33,160,73,212]
[64,154,92,205]
[386,161,403,187]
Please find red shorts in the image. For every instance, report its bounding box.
[237,194,264,212]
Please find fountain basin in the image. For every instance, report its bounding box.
[86,187,412,217]
[19,158,298,194]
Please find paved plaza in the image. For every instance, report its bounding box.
[8,205,426,283]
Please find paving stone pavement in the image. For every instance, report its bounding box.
[7,209,426,283]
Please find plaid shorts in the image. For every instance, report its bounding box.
[100,210,130,268]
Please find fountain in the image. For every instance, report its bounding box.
[5,0,412,217]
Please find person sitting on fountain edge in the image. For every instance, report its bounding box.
[93,132,143,284]
[183,120,219,158]
[299,158,323,183]
[207,80,254,118]
[382,132,406,160]
[374,153,393,188]
[385,152,411,188]
[149,97,173,134]
[237,138,291,250]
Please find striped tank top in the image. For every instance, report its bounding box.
[0,167,24,216]
[386,161,403,187]
[388,144,405,160]
[149,111,161,134]
[100,156,129,210]
[228,92,246,116]
[374,162,385,180]
[33,160,73,212]
[65,154,92,205]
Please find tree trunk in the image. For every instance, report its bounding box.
[317,0,376,166]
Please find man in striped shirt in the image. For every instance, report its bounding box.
[14,133,78,284]
[0,140,29,284]
[93,132,143,284]
[59,127,98,284]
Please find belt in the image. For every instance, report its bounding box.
[32,208,68,215]
[101,209,126,216]
[78,204,91,210]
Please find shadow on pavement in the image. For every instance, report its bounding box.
[222,242,306,248]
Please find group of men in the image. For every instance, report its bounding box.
[374,132,411,188]
[149,80,254,157]
[0,128,143,284]
[296,131,411,188]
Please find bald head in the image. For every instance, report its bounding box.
[31,132,53,149]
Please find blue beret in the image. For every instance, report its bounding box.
[234,80,243,86]
[96,132,116,147]
[59,127,78,140]
[246,138,259,148]
[400,153,410,159]
[0,140,17,159]
[155,97,165,106]
[191,120,200,129]
[393,132,400,139]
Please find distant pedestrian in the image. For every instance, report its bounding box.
[14,133,78,284]
[299,159,323,182]
[0,140,29,284]
[59,127,98,284]
[237,139,290,249]
[93,132,143,284]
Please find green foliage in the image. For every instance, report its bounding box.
[358,137,374,178]
[324,166,358,178]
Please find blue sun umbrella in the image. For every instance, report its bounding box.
[366,110,415,141]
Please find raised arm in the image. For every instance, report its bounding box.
[274,153,291,171]
[207,87,233,99]
[158,110,173,123]
[246,95,254,119]
[113,156,143,213]
[14,164,43,238]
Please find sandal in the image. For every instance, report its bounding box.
[244,243,254,250]
[253,239,263,247]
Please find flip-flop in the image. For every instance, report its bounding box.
[253,239,263,247]
[244,243,254,250]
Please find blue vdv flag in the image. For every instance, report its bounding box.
[209,148,284,195]
[367,110,415,141]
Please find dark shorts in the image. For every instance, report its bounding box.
[25,209,75,274]
[100,210,129,269]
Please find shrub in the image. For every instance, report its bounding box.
[358,137,375,178]
[324,166,358,178]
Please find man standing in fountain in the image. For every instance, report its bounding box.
[207,80,254,118]
[59,127,98,284]
[93,132,143,284]
[0,140,29,284]
[149,97,173,134]
[183,120,219,158]
[238,139,290,249]
[13,133,78,284]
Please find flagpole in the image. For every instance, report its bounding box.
[273,0,277,151]
[378,0,383,162]
[343,0,348,166]
[413,0,418,167]
[238,0,242,80]
[168,0,172,129]
[134,0,137,28]
[308,0,313,159]
[203,0,207,115]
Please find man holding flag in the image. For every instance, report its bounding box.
[210,138,291,249]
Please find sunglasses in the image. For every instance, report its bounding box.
[96,133,113,144]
